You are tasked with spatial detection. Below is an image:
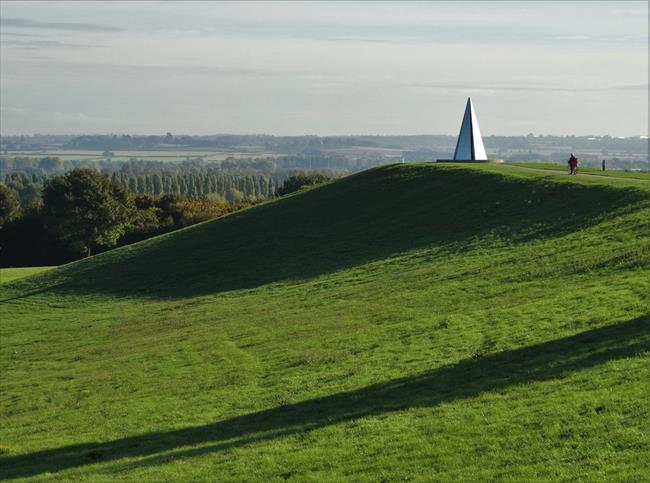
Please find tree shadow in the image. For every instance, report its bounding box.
[2,314,647,479]
[18,165,646,300]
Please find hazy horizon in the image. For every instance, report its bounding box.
[2,132,647,140]
[1,1,648,137]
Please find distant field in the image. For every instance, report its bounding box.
[0,266,54,284]
[2,149,285,163]
[332,146,405,156]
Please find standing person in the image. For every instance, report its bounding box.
[602,159,606,171]
[568,153,579,175]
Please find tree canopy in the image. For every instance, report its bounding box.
[277,173,332,196]
[42,169,134,256]
[0,183,21,225]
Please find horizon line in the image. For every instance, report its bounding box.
[1,132,648,139]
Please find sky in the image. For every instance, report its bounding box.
[0,1,648,136]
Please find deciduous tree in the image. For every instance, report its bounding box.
[0,183,21,225]
[42,169,134,257]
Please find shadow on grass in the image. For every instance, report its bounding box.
[12,164,646,300]
[2,314,648,479]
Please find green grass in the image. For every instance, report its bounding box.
[0,266,54,285]
[1,164,648,481]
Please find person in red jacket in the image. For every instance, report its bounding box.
[568,153,579,175]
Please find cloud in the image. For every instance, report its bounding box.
[1,104,138,126]
[4,59,330,79]
[320,36,388,44]
[411,82,650,93]
[0,31,42,38]
[1,17,120,32]
[1,39,101,49]
[615,84,650,91]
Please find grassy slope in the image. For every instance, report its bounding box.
[1,164,649,481]
[0,267,54,285]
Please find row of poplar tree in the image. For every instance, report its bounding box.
[107,172,281,200]
[3,171,286,209]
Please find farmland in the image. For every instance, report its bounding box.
[2,133,648,171]
[2,148,285,163]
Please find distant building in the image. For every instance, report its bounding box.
[453,98,488,161]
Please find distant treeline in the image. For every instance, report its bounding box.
[112,172,278,200]
[1,169,331,267]
[0,153,376,176]
[3,171,277,208]
[2,155,351,209]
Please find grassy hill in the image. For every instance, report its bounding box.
[0,267,54,285]
[1,164,649,481]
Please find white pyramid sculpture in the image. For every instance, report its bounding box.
[453,98,488,161]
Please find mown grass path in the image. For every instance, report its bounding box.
[505,162,650,182]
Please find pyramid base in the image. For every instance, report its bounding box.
[436,159,505,164]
